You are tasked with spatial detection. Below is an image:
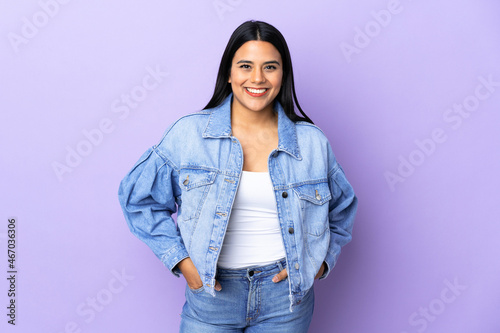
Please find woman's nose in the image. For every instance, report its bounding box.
[251,68,265,83]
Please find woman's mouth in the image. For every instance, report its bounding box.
[245,87,269,97]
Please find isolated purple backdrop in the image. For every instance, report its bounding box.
[2,1,499,332]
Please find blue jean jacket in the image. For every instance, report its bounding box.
[118,94,358,311]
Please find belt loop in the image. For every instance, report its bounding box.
[277,259,286,271]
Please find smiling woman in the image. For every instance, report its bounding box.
[229,40,283,112]
[118,20,358,333]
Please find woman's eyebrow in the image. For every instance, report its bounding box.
[236,60,281,66]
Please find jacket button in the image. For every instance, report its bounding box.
[315,189,321,201]
[288,227,294,234]
[282,191,288,198]
[295,263,300,270]
[273,151,278,157]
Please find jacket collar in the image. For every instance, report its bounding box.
[202,93,302,160]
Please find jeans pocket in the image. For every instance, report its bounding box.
[188,284,205,294]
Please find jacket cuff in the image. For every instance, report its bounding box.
[320,251,339,280]
[161,245,190,277]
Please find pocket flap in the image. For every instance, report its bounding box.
[293,181,332,205]
[180,168,217,190]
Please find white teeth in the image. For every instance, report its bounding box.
[246,88,267,93]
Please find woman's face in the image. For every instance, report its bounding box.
[228,40,283,114]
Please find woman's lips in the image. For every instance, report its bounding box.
[245,87,269,97]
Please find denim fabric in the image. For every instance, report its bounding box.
[118,93,358,311]
[180,259,314,332]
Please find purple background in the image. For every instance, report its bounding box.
[2,1,500,332]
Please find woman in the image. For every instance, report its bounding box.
[118,20,358,332]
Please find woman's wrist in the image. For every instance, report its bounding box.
[178,258,203,289]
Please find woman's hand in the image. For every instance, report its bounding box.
[272,268,288,283]
[178,257,203,289]
[177,258,222,291]
[314,262,326,280]
[272,262,326,283]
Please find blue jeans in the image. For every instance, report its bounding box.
[180,259,315,332]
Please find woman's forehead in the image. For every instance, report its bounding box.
[233,41,282,62]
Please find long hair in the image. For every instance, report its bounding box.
[204,20,313,124]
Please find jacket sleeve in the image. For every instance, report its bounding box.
[117,146,188,277]
[321,158,358,279]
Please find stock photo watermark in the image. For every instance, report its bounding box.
[51,65,168,182]
[5,217,18,325]
[401,277,467,333]
[384,74,499,192]
[339,0,406,63]
[213,0,243,21]
[56,268,135,333]
[7,0,73,54]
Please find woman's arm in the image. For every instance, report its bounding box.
[118,146,189,276]
[321,160,358,279]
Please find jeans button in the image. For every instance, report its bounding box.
[249,270,254,277]
[282,191,288,198]
[288,227,294,234]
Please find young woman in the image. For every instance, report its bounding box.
[118,20,358,332]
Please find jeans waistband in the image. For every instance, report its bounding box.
[216,258,287,278]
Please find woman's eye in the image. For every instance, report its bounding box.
[239,64,251,69]
[265,65,276,70]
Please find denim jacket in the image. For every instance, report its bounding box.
[118,93,358,311]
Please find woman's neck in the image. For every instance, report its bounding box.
[230,100,277,131]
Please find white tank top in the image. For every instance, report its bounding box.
[217,171,286,269]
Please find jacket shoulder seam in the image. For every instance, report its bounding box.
[153,110,212,170]
[156,110,211,143]
[295,121,328,137]
[152,147,180,174]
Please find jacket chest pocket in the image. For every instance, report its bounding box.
[178,168,217,222]
[293,181,332,236]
